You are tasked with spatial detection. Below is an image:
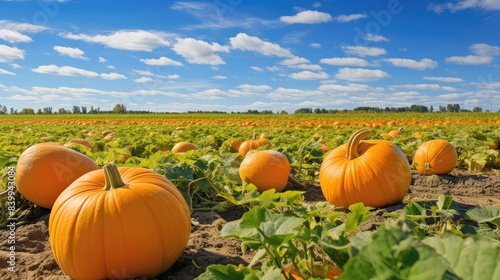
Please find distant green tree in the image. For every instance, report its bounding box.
[21,108,35,114]
[72,106,81,114]
[472,106,483,113]
[113,104,127,114]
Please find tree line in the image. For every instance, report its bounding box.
[294,104,487,114]
[1,103,493,115]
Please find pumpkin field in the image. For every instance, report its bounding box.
[0,112,499,280]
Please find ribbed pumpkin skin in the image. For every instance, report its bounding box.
[65,138,92,149]
[238,138,271,156]
[413,139,457,175]
[171,142,196,154]
[285,265,342,280]
[319,129,411,209]
[15,143,98,208]
[239,150,290,192]
[49,166,191,280]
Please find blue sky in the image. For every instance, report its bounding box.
[0,0,499,113]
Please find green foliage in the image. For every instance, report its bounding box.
[0,113,499,277]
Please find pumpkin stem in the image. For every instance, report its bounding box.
[346,128,372,160]
[103,163,126,190]
[251,129,256,140]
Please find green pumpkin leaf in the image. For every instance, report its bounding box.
[423,234,500,280]
[465,205,500,227]
[338,220,459,280]
[195,264,258,280]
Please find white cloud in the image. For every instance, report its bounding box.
[157,74,180,79]
[280,10,332,24]
[53,46,88,60]
[11,63,22,69]
[0,29,32,43]
[267,66,282,72]
[335,68,390,82]
[429,0,500,13]
[169,74,180,79]
[98,57,107,63]
[189,88,227,100]
[290,64,323,71]
[289,71,329,80]
[173,38,229,65]
[445,55,493,65]
[133,70,154,76]
[134,77,154,83]
[334,13,368,22]
[343,45,386,57]
[391,83,457,91]
[140,56,184,66]
[383,58,438,70]
[61,30,172,51]
[280,58,322,70]
[212,75,227,79]
[170,2,274,30]
[100,72,127,80]
[364,34,389,42]
[310,43,321,49]
[32,65,125,80]
[237,84,272,92]
[472,81,500,89]
[251,66,264,72]
[230,33,293,58]
[319,83,370,92]
[423,76,464,83]
[7,94,38,101]
[0,44,25,62]
[469,43,500,57]
[281,57,310,65]
[320,57,370,67]
[0,20,48,33]
[32,64,99,77]
[268,87,324,100]
[0,68,15,75]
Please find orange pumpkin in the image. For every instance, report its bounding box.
[238,131,271,156]
[104,132,116,140]
[239,150,290,192]
[413,139,457,175]
[319,128,411,208]
[171,141,196,155]
[65,138,93,149]
[227,139,242,152]
[49,163,191,280]
[15,143,98,208]
[284,264,342,279]
[101,130,114,136]
[388,129,402,138]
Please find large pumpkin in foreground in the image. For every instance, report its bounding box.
[413,139,457,175]
[49,163,191,280]
[319,128,411,208]
[239,150,290,192]
[15,143,99,208]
